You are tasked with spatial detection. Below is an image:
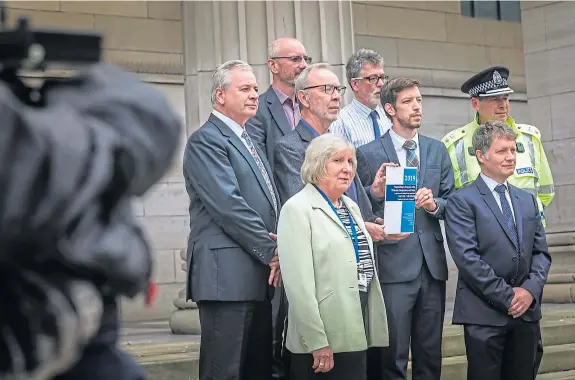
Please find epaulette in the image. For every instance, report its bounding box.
[441,125,468,148]
[516,123,542,140]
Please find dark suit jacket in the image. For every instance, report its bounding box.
[356,130,455,283]
[183,113,280,302]
[274,121,377,223]
[246,86,292,169]
[445,175,551,326]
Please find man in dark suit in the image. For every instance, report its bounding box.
[356,77,455,380]
[445,120,551,380]
[275,62,394,237]
[183,60,282,380]
[273,63,398,379]
[246,37,310,170]
[245,37,309,380]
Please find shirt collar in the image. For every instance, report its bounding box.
[212,109,244,140]
[388,128,419,152]
[272,86,296,105]
[480,172,508,192]
[351,98,377,119]
[301,119,321,137]
[474,113,518,132]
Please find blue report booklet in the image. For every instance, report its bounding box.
[383,167,417,234]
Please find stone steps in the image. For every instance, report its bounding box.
[539,370,575,380]
[407,343,575,379]
[440,318,575,358]
[406,313,575,379]
[126,310,575,379]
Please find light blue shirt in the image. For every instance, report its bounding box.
[329,98,391,148]
[388,128,421,167]
[480,173,516,221]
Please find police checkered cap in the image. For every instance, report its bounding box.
[461,66,514,98]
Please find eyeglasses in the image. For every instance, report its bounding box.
[271,55,313,64]
[352,74,389,84]
[303,84,347,96]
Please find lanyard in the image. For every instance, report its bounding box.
[314,185,360,263]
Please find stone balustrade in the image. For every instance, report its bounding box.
[168,248,200,334]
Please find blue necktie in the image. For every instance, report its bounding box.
[494,184,519,250]
[370,110,381,139]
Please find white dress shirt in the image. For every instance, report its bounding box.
[388,129,438,215]
[212,110,250,151]
[329,98,391,148]
[388,128,420,167]
[480,173,516,221]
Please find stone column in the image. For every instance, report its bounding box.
[169,0,355,334]
[521,1,575,303]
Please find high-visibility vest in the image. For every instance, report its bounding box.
[442,115,555,227]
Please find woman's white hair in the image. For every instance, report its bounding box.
[301,134,357,185]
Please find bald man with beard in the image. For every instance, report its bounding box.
[246,37,311,170]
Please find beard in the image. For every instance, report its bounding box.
[398,115,421,129]
[280,71,299,87]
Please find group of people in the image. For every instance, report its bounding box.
[182,37,554,380]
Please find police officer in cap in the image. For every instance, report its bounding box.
[442,66,554,226]
[441,65,554,377]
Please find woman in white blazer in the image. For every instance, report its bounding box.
[277,134,389,380]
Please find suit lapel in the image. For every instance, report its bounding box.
[381,131,400,164]
[308,184,348,235]
[475,176,516,246]
[295,121,315,143]
[210,114,277,211]
[510,187,523,249]
[417,136,430,189]
[267,88,292,136]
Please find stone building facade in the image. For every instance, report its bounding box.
[6,1,574,321]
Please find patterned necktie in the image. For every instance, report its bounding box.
[370,110,381,139]
[241,130,278,213]
[403,139,419,170]
[285,98,297,129]
[494,184,519,250]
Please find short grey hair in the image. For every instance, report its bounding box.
[211,60,252,106]
[346,49,384,85]
[301,134,357,185]
[472,120,517,159]
[295,63,332,103]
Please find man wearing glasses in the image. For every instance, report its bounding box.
[246,37,311,380]
[330,49,391,148]
[246,37,311,170]
[274,63,390,379]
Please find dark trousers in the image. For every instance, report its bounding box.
[290,351,366,380]
[272,285,290,380]
[378,263,446,380]
[534,337,544,376]
[464,319,540,380]
[53,297,144,380]
[197,300,272,380]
